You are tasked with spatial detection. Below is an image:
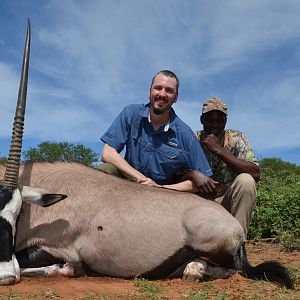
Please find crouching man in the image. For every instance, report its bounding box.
[186,97,260,236]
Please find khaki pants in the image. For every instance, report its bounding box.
[96,163,125,178]
[215,173,256,237]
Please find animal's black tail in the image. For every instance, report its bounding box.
[234,242,295,290]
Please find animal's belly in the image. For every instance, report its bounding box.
[74,217,189,278]
[81,243,199,279]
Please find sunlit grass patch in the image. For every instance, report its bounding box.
[133,276,165,294]
[0,290,21,300]
[80,292,109,300]
[183,289,228,300]
[28,289,58,299]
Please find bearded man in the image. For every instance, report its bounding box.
[99,70,212,192]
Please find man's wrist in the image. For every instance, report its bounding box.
[213,146,226,156]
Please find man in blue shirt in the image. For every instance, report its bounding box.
[100,70,214,192]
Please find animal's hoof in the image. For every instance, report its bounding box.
[206,265,235,280]
[0,275,17,285]
[182,260,207,282]
[183,273,201,282]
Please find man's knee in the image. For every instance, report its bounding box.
[231,173,257,210]
[231,173,257,236]
[233,173,256,193]
[95,163,123,178]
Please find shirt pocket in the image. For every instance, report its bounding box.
[154,144,187,178]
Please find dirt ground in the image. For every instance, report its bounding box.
[0,242,299,300]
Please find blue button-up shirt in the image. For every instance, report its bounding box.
[101,103,212,184]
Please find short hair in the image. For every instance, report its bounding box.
[150,70,179,94]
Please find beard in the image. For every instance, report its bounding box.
[152,107,165,115]
[150,99,171,115]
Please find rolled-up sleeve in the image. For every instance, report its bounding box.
[101,106,131,153]
[187,138,212,176]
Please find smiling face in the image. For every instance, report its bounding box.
[149,74,178,115]
[201,110,227,137]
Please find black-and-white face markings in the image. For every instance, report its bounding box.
[0,185,22,284]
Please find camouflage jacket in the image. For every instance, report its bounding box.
[195,129,259,190]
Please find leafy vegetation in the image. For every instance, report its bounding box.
[248,158,300,250]
[23,141,99,167]
[80,292,109,300]
[0,156,7,165]
[0,290,21,299]
[132,275,165,299]
[259,157,300,175]
[186,290,228,300]
[28,289,58,299]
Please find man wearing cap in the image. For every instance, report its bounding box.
[185,97,260,236]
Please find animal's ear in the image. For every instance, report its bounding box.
[20,186,67,207]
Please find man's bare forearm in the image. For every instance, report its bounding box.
[101,144,146,182]
[213,147,260,182]
[162,180,198,193]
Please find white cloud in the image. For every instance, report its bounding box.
[0,61,20,133]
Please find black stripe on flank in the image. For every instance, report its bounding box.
[0,217,13,262]
[142,246,202,279]
[0,185,15,210]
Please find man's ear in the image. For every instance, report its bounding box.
[174,93,178,103]
[148,87,152,100]
[200,114,204,124]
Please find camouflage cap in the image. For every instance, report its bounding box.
[202,97,228,115]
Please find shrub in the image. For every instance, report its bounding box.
[248,165,300,250]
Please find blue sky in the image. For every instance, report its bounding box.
[0,0,299,166]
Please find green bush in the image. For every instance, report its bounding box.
[23,141,99,167]
[248,162,300,250]
[0,156,7,165]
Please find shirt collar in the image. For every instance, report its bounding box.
[147,114,170,132]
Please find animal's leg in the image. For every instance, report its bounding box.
[0,187,22,285]
[182,259,207,282]
[182,259,235,282]
[0,255,20,285]
[16,246,64,268]
[205,264,235,280]
[13,254,20,283]
[0,266,15,285]
[21,262,84,277]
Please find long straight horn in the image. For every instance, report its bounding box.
[4,19,31,187]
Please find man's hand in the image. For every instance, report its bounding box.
[183,170,219,195]
[137,177,161,188]
[202,133,223,154]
